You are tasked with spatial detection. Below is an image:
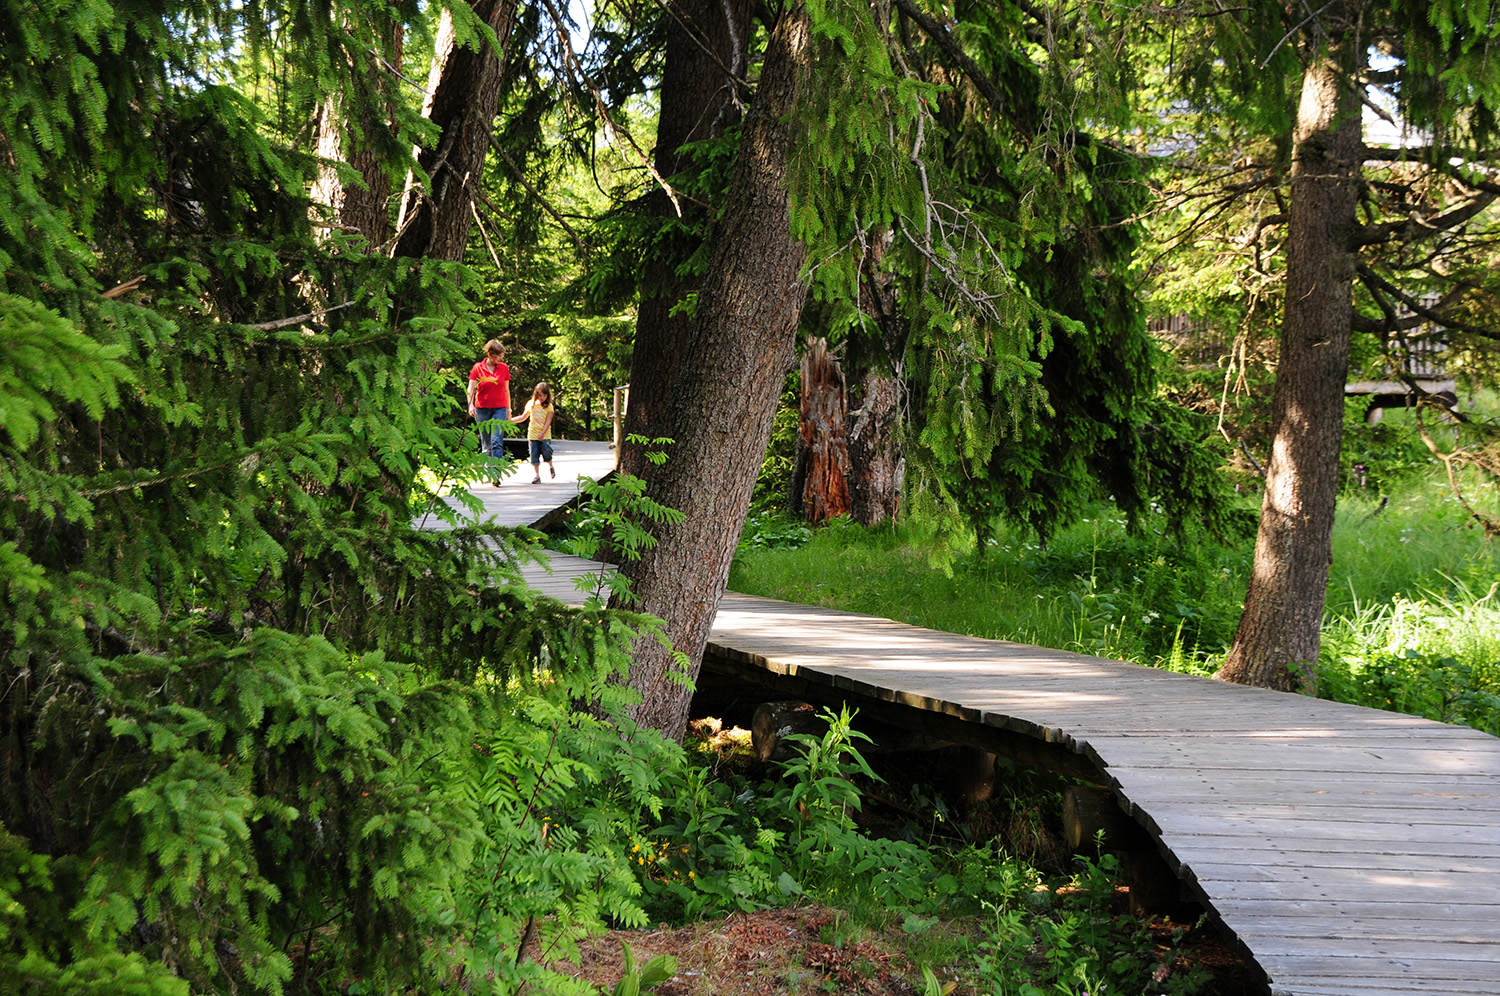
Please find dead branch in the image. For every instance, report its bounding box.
[537,0,683,216]
[1356,189,1498,248]
[1355,265,1500,342]
[1415,407,1500,538]
[101,275,147,299]
[488,134,589,255]
[245,300,358,331]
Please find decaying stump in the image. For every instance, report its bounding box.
[794,337,852,523]
[752,702,828,762]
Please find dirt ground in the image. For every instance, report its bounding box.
[543,903,1265,996]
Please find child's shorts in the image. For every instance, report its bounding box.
[529,439,554,464]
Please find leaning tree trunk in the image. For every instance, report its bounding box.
[1216,25,1363,692]
[394,0,517,262]
[619,0,754,476]
[616,5,811,737]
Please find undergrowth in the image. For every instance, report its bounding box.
[471,697,1211,995]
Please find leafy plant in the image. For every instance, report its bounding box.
[971,854,1209,996]
[609,944,678,996]
[568,435,686,605]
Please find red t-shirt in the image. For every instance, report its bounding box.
[469,360,511,409]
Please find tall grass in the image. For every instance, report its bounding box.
[730,473,1500,734]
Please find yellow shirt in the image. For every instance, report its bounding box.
[517,400,553,440]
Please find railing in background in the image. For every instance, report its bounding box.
[611,384,629,467]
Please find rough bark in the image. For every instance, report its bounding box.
[393,0,517,262]
[1216,19,1364,692]
[310,20,403,244]
[846,230,906,525]
[846,366,903,523]
[617,6,811,737]
[791,242,906,526]
[619,0,754,477]
[795,337,853,523]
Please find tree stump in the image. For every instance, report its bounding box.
[751,701,827,762]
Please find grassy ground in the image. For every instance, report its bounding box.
[729,470,1500,735]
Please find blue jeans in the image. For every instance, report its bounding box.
[528,439,554,466]
[475,407,508,476]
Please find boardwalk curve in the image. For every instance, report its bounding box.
[444,461,1500,996]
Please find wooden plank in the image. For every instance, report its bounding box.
[1202,875,1500,903]
[1109,770,1500,800]
[1147,814,1500,844]
[1220,915,1500,943]
[1119,791,1500,815]
[1128,802,1500,826]
[1260,954,1500,980]
[1214,897,1500,922]
[1157,832,1500,861]
[1276,982,1500,996]
[1242,936,1500,962]
[1091,747,1500,776]
[1176,850,1500,876]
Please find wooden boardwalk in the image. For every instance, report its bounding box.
[416,439,620,534]
[453,457,1500,996]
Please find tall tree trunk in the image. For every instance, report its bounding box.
[795,337,853,523]
[846,237,907,524]
[394,0,517,262]
[846,363,903,523]
[619,0,754,476]
[1216,19,1363,692]
[616,5,811,737]
[311,20,404,244]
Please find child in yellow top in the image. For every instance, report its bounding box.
[510,382,555,484]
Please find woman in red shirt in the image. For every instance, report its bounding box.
[466,340,511,486]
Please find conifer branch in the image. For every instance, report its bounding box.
[245,300,359,331]
[1356,264,1500,341]
[1356,190,1498,248]
[889,0,1022,136]
[489,134,588,255]
[538,0,684,216]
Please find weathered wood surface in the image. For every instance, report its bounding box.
[418,439,618,533]
[466,531,1500,996]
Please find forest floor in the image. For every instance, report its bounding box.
[543,725,1265,995]
[547,901,1265,996]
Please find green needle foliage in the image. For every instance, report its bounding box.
[0,4,659,993]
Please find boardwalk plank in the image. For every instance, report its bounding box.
[1159,833,1500,861]
[1195,874,1500,903]
[1215,897,1500,921]
[1177,851,1500,876]
[1258,953,1500,979]
[1223,915,1500,943]
[1122,801,1500,825]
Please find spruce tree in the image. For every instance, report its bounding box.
[0,4,645,991]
